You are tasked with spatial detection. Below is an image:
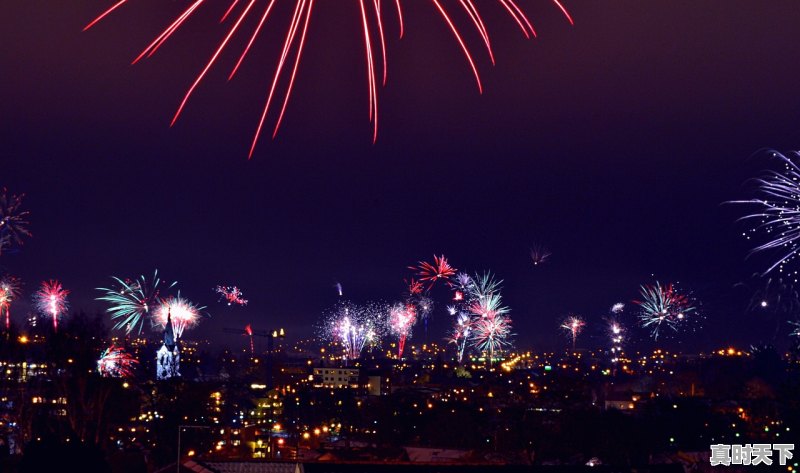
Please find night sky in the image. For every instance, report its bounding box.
[2,1,800,351]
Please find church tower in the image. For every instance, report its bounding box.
[156,310,181,379]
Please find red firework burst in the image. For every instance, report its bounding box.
[389,303,417,358]
[405,278,424,296]
[84,1,573,157]
[410,254,457,290]
[215,285,248,306]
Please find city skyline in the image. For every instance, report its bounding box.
[2,2,800,471]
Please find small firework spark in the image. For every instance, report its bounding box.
[412,295,434,320]
[530,243,552,266]
[153,295,203,338]
[560,315,585,349]
[633,281,697,340]
[334,282,343,297]
[730,150,800,275]
[411,255,457,290]
[737,274,800,316]
[33,280,69,332]
[0,188,31,255]
[0,275,21,330]
[389,302,417,358]
[97,271,176,335]
[84,1,573,156]
[610,302,625,314]
[215,285,248,306]
[97,345,138,378]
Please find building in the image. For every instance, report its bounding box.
[312,367,359,389]
[156,311,180,380]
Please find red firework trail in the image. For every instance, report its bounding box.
[245,323,255,354]
[84,1,573,157]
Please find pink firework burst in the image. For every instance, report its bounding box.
[84,1,573,157]
[153,295,203,338]
[411,255,457,290]
[215,285,248,306]
[389,302,417,358]
[33,280,70,332]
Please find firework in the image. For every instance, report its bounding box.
[411,255,457,290]
[452,272,474,292]
[448,311,473,363]
[215,285,248,306]
[0,275,21,330]
[412,295,434,319]
[322,301,383,361]
[610,302,625,314]
[530,243,551,266]
[153,295,203,338]
[738,274,800,316]
[97,271,176,335]
[84,1,573,156]
[0,188,31,256]
[560,315,584,349]
[730,151,800,275]
[633,281,697,340]
[468,272,502,300]
[791,320,800,338]
[469,292,509,319]
[405,278,424,296]
[97,344,138,378]
[606,318,624,363]
[471,312,512,364]
[389,302,416,358]
[245,323,255,354]
[33,280,69,332]
[450,273,473,302]
[335,282,343,297]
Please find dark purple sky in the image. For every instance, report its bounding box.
[2,1,800,351]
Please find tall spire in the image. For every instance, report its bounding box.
[164,308,175,351]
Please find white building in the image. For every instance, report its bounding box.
[312,367,359,388]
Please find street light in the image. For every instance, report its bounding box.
[177,425,210,472]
